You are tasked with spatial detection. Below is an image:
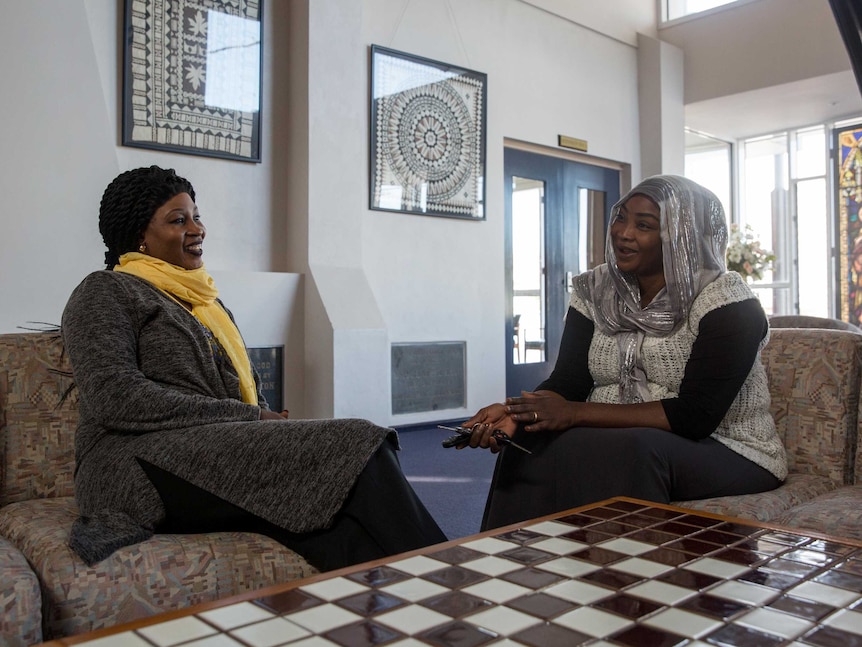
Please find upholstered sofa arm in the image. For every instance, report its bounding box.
[0,535,42,647]
[761,328,862,486]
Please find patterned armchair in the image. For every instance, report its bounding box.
[0,332,317,644]
[768,314,862,333]
[4,328,862,644]
[673,327,862,539]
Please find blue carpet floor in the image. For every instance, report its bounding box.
[396,424,498,541]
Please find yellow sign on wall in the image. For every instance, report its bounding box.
[558,135,588,152]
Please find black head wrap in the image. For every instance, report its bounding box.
[98,166,196,269]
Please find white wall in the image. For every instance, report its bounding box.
[0,1,116,333]
[521,0,657,46]
[355,0,642,424]
[0,0,306,409]
[0,1,294,330]
[0,0,648,427]
[210,271,305,416]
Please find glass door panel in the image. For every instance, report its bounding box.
[578,187,607,273]
[512,177,546,364]
[742,133,790,314]
[795,177,827,315]
[504,147,620,398]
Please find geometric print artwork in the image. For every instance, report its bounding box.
[837,123,862,325]
[122,0,262,162]
[370,46,487,219]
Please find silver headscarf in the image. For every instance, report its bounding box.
[574,174,728,402]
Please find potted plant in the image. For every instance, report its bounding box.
[726,224,776,282]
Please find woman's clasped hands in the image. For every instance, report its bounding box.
[259,409,290,420]
[461,391,578,452]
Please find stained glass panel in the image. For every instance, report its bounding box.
[836,124,862,325]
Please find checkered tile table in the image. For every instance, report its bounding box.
[51,498,862,647]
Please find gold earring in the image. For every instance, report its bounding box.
[139,243,147,253]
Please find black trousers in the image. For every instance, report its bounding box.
[139,440,447,572]
[482,426,782,531]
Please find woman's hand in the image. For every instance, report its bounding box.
[505,391,576,432]
[259,408,289,420]
[460,403,518,453]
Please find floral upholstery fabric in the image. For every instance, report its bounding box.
[857,392,862,484]
[672,473,836,522]
[775,485,862,541]
[3,326,862,642]
[0,498,317,640]
[0,332,77,506]
[0,332,317,642]
[0,536,42,647]
[759,328,860,484]
[768,314,862,332]
[673,328,862,519]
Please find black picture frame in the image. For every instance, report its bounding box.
[122,0,263,163]
[369,45,487,220]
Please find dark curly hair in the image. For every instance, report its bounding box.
[98,166,196,269]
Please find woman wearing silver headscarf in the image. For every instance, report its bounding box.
[463,175,787,530]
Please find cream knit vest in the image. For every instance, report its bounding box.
[570,272,787,480]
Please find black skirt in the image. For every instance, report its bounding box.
[481,426,782,531]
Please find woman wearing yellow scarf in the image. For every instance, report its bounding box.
[62,166,445,569]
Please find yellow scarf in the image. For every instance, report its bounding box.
[115,253,258,405]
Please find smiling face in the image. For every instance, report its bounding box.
[140,192,205,270]
[610,193,665,302]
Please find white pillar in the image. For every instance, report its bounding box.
[637,33,685,178]
[288,0,390,422]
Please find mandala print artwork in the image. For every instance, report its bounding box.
[371,47,487,219]
[124,0,262,161]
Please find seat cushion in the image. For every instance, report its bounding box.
[0,498,317,640]
[774,485,862,541]
[672,473,836,522]
[0,534,42,647]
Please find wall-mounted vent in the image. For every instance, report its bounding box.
[391,342,466,414]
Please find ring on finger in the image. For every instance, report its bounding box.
[532,411,538,423]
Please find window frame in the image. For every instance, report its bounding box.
[732,125,833,317]
[660,0,758,26]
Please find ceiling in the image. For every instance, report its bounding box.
[528,0,862,144]
[685,70,862,142]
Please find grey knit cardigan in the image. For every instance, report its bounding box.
[62,271,390,563]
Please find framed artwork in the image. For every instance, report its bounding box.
[370,45,487,220]
[836,122,862,325]
[122,0,263,162]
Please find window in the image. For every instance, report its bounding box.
[738,127,829,316]
[684,130,732,220]
[664,0,741,22]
